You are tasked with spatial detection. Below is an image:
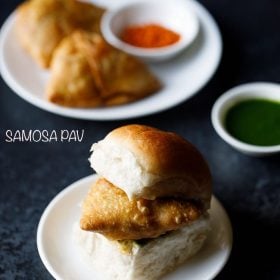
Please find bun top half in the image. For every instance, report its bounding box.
[90,125,212,210]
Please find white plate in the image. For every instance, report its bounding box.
[0,0,222,120]
[37,174,232,280]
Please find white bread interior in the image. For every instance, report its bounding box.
[90,125,212,209]
[90,140,161,199]
[74,215,210,280]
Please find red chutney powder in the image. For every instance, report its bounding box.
[121,24,181,48]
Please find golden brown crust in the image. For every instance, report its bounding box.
[47,31,161,108]
[15,0,105,68]
[80,178,202,240]
[46,32,102,107]
[104,125,212,209]
[75,33,161,104]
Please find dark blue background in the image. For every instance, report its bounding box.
[1,1,280,279]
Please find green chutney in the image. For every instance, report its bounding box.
[225,99,280,146]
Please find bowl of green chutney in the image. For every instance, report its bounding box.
[211,82,280,156]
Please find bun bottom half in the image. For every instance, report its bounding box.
[73,215,210,280]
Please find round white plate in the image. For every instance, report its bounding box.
[37,174,232,280]
[0,0,222,120]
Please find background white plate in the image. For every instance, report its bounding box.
[0,0,222,120]
[37,174,232,280]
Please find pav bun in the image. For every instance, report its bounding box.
[75,215,210,280]
[90,125,212,209]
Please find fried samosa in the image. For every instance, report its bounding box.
[16,0,105,68]
[80,178,202,240]
[46,31,102,107]
[47,31,161,108]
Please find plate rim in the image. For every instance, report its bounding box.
[37,174,233,280]
[0,0,222,121]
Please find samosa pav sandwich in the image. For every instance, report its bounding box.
[75,124,212,280]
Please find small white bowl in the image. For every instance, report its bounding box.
[101,0,199,62]
[211,82,280,156]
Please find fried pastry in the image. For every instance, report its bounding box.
[47,31,161,108]
[46,33,102,107]
[80,178,202,240]
[16,0,104,68]
[75,31,162,106]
